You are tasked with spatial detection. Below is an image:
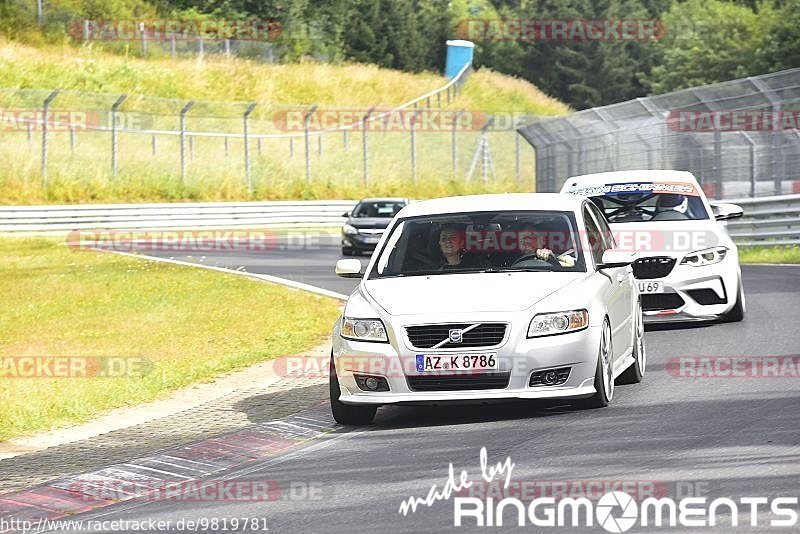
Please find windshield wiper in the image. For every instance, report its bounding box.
[480,266,555,273]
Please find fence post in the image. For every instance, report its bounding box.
[139,22,147,57]
[740,132,757,198]
[343,129,348,151]
[304,105,318,181]
[410,110,422,183]
[111,93,127,178]
[180,100,194,183]
[451,109,463,177]
[83,19,89,40]
[243,102,256,194]
[712,129,722,197]
[41,89,59,187]
[224,137,229,158]
[225,39,231,59]
[515,131,521,183]
[151,135,157,155]
[198,38,204,60]
[318,135,323,156]
[288,137,293,158]
[70,126,75,154]
[363,107,375,186]
[27,122,33,152]
[170,34,176,57]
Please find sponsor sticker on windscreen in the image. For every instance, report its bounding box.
[565,182,699,197]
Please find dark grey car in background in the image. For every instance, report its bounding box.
[341,198,408,256]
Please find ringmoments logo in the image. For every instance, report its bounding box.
[397,448,799,531]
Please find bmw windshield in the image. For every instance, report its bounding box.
[564,182,710,223]
[369,210,586,278]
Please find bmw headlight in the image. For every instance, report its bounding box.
[528,310,588,338]
[341,317,388,342]
[343,224,359,236]
[681,246,728,267]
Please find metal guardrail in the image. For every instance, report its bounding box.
[0,200,357,233]
[1,196,796,247]
[724,194,800,246]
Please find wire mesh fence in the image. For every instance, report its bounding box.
[519,68,800,199]
[0,66,538,200]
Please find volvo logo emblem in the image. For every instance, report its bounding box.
[448,329,463,343]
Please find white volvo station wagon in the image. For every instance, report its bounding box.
[329,194,645,425]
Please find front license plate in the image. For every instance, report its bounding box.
[363,235,380,244]
[415,353,498,372]
[638,281,664,294]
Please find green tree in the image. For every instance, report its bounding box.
[640,0,776,94]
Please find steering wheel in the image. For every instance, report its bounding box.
[512,252,561,270]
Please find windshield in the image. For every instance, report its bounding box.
[370,210,586,278]
[564,182,710,223]
[352,200,406,218]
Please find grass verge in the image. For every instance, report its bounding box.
[0,237,341,441]
[738,245,800,264]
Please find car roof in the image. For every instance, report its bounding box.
[356,197,408,203]
[396,193,586,218]
[562,170,700,189]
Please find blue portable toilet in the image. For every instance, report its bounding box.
[445,40,475,79]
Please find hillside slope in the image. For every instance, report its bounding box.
[0,40,568,203]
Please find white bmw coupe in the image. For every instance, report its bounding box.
[329,193,645,425]
[561,170,745,323]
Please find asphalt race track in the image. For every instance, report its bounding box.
[49,239,800,532]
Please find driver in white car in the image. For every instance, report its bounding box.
[514,221,576,268]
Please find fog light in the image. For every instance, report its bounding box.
[529,367,571,387]
[354,374,390,392]
[365,377,379,390]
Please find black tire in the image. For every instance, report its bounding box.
[578,319,614,409]
[719,281,745,323]
[618,301,645,385]
[329,356,377,425]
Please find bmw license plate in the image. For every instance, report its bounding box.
[416,353,498,373]
[638,281,664,294]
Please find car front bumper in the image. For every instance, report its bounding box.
[639,255,741,322]
[332,319,602,406]
[342,233,382,251]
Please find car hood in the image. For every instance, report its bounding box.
[363,272,587,315]
[347,217,392,229]
[608,220,729,255]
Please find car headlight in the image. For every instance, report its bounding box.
[341,317,388,342]
[343,224,359,236]
[681,246,728,267]
[527,309,589,338]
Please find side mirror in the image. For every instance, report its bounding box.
[335,259,363,278]
[597,250,638,269]
[710,203,743,221]
[342,212,350,218]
